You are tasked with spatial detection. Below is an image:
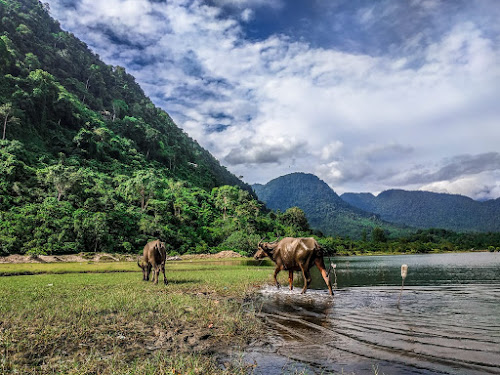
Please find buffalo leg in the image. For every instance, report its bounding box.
[146,264,152,281]
[305,269,312,286]
[315,258,333,296]
[273,267,281,289]
[299,263,308,294]
[288,270,294,290]
[154,266,160,284]
[162,263,168,285]
[151,264,157,283]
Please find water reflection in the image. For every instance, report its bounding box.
[307,252,500,288]
[249,252,500,375]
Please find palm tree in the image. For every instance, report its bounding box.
[1,103,20,140]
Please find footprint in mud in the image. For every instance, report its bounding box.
[149,326,214,353]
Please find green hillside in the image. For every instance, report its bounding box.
[253,173,411,240]
[0,0,303,255]
[341,190,500,232]
[0,0,246,190]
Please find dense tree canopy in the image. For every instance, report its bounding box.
[1,0,301,255]
[1,0,498,256]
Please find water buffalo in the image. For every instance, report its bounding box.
[255,237,333,295]
[137,239,168,285]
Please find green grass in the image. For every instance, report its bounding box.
[0,259,274,374]
[0,261,138,276]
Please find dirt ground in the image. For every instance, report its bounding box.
[0,250,243,264]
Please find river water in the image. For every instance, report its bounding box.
[245,252,500,375]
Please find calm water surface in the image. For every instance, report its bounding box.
[246,252,500,375]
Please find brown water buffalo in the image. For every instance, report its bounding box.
[137,240,168,285]
[254,237,333,295]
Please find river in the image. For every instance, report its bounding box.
[245,252,500,374]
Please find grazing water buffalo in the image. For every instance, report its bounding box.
[137,240,168,285]
[254,237,333,295]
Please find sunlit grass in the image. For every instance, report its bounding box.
[0,261,138,276]
[0,259,274,374]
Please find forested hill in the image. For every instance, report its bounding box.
[1,0,305,256]
[252,173,411,240]
[341,190,500,232]
[0,0,245,191]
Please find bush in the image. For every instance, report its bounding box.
[122,242,133,253]
[218,231,260,256]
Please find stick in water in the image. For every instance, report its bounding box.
[398,264,408,306]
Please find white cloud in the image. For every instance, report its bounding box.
[46,0,500,199]
[420,171,500,201]
[358,7,375,25]
[319,141,344,161]
[224,136,307,165]
[240,8,253,22]
[211,0,284,10]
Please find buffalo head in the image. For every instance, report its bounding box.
[254,238,280,260]
[254,248,268,260]
[156,241,166,251]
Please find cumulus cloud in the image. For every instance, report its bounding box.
[211,0,284,10]
[224,137,307,165]
[355,143,414,162]
[46,0,500,199]
[319,141,344,161]
[240,8,253,22]
[420,171,500,201]
[399,153,500,185]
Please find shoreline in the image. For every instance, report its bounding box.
[0,250,244,264]
[1,248,493,265]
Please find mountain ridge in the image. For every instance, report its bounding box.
[341,189,500,232]
[252,172,411,239]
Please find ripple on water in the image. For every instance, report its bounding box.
[249,283,500,375]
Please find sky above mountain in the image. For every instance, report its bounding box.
[46,0,500,200]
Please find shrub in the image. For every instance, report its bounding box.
[218,231,260,256]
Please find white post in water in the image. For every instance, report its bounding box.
[331,263,337,290]
[398,264,408,306]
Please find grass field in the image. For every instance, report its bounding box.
[0,259,275,374]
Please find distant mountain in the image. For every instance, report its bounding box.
[253,173,410,239]
[341,190,500,232]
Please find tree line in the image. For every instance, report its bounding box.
[0,145,312,256]
[1,0,498,257]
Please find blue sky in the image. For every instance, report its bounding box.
[46,0,500,199]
